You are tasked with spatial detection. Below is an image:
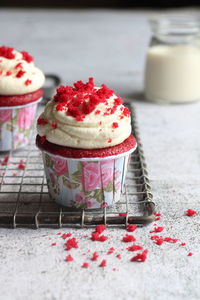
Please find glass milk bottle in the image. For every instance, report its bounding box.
[144,16,200,104]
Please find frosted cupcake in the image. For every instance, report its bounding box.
[0,46,45,151]
[36,78,137,209]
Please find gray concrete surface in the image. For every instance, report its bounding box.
[0,8,200,300]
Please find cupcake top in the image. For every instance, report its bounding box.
[37,78,132,149]
[0,46,45,95]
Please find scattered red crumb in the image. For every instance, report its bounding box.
[0,46,15,59]
[18,160,25,169]
[155,238,164,245]
[122,234,136,243]
[130,249,148,262]
[116,254,121,259]
[65,254,74,262]
[112,268,117,271]
[51,242,56,246]
[1,155,9,165]
[95,110,101,115]
[65,237,78,250]
[6,71,12,76]
[112,122,119,128]
[154,212,161,217]
[107,247,115,255]
[164,237,179,243]
[82,262,89,268]
[107,138,112,143]
[52,122,58,129]
[186,209,197,217]
[12,173,17,176]
[127,224,137,232]
[188,252,193,256]
[119,213,127,216]
[61,233,72,239]
[127,245,143,251]
[91,231,108,242]
[16,70,26,78]
[40,136,46,144]
[95,224,106,234]
[91,252,99,261]
[99,259,107,267]
[37,117,48,125]
[150,226,164,233]
[21,51,33,63]
[56,232,62,235]
[150,235,160,241]
[25,79,32,86]
[15,62,22,69]
[155,217,161,221]
[180,242,186,246]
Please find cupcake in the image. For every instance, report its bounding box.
[36,78,137,209]
[0,46,45,151]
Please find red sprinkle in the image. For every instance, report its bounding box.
[116,254,121,259]
[65,254,74,262]
[65,237,78,250]
[37,117,48,125]
[91,231,108,242]
[0,46,15,59]
[150,226,164,233]
[164,237,179,243]
[21,51,33,63]
[155,238,164,245]
[61,233,72,239]
[95,110,101,115]
[82,262,89,268]
[187,252,193,256]
[112,122,119,128]
[186,209,197,217]
[15,62,22,69]
[91,252,99,261]
[131,249,148,262]
[107,247,115,255]
[155,217,161,221]
[16,70,26,78]
[180,242,186,246]
[25,79,32,86]
[127,224,137,232]
[6,71,12,76]
[122,234,136,243]
[127,245,143,251]
[18,160,25,169]
[99,259,107,267]
[1,155,9,165]
[154,212,161,217]
[52,122,58,129]
[107,138,112,143]
[95,224,106,234]
[51,242,56,246]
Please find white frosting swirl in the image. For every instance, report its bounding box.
[37,92,131,149]
[0,49,45,95]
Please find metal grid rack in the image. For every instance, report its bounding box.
[0,104,155,228]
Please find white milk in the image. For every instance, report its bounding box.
[145,45,200,103]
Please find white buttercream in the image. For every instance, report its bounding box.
[0,49,45,95]
[37,93,131,149]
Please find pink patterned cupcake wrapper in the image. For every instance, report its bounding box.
[42,146,136,209]
[0,98,42,151]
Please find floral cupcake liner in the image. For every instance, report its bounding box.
[0,98,42,151]
[42,146,136,209]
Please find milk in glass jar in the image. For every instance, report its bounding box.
[144,16,200,103]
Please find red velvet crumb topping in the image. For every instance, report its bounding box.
[91,252,99,261]
[122,234,136,243]
[0,46,15,59]
[21,51,33,63]
[127,224,137,232]
[65,237,78,250]
[16,70,26,78]
[65,254,74,262]
[131,249,148,262]
[6,71,12,76]
[99,259,107,267]
[82,262,89,268]
[37,117,48,125]
[25,79,32,86]
[52,78,129,122]
[186,209,196,216]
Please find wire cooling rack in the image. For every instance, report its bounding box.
[0,104,155,228]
